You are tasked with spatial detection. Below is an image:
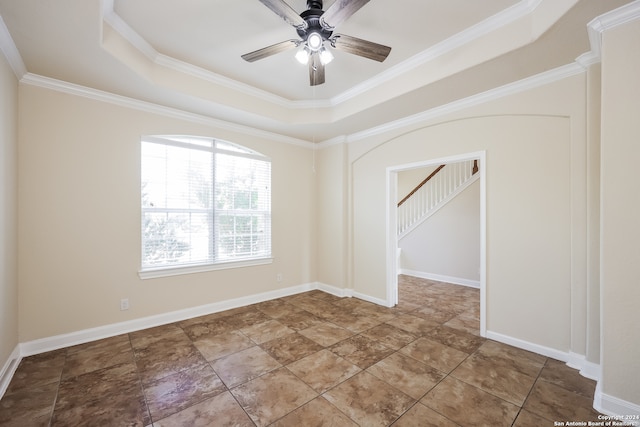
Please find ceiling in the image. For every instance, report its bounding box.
[0,0,633,143]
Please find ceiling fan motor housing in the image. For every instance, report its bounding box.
[297,2,333,42]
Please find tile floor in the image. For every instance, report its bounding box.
[0,275,602,426]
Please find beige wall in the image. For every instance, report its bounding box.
[0,48,18,374]
[399,179,480,283]
[600,16,640,406]
[586,63,601,367]
[315,143,347,289]
[17,85,316,342]
[344,73,589,353]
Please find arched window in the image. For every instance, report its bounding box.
[140,135,271,277]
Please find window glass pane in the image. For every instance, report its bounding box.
[141,135,270,271]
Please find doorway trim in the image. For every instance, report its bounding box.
[386,150,487,337]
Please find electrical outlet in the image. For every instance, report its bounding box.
[276,273,283,282]
[120,298,129,311]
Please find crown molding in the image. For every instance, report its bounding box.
[101,0,545,111]
[20,73,313,148]
[0,15,26,79]
[101,0,330,111]
[586,0,640,58]
[333,0,543,105]
[339,62,585,145]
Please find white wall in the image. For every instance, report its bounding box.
[17,84,316,342]
[600,15,640,409]
[400,179,480,286]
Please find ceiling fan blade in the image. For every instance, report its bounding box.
[241,39,298,62]
[309,53,325,86]
[258,0,307,29]
[331,33,391,62]
[320,0,370,29]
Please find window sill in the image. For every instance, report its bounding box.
[138,257,273,280]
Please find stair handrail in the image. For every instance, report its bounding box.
[397,164,446,207]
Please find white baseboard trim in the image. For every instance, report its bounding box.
[20,282,316,357]
[485,330,570,362]
[487,332,640,418]
[0,345,21,400]
[567,351,601,382]
[594,382,640,418]
[316,282,353,298]
[400,269,480,289]
[352,291,389,307]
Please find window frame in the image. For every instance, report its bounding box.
[138,135,272,279]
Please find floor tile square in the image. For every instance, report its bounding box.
[444,314,481,336]
[400,337,468,373]
[179,317,235,340]
[52,362,150,426]
[360,323,417,350]
[421,376,519,427]
[0,381,58,427]
[451,352,538,406]
[129,323,185,349]
[133,335,208,385]
[223,310,272,329]
[192,330,254,361]
[386,314,440,336]
[276,310,325,331]
[270,396,358,427]
[5,350,66,394]
[523,379,601,422]
[211,346,281,388]
[231,367,317,427]
[144,362,226,421]
[153,391,254,427]
[62,334,134,379]
[324,371,415,427]
[512,409,553,426]
[393,402,460,427]
[366,352,446,399]
[298,322,354,346]
[259,332,323,364]
[412,306,458,324]
[240,319,295,344]
[538,358,597,399]
[286,349,361,393]
[329,335,394,369]
[423,325,485,354]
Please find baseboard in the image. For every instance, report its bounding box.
[0,345,21,400]
[20,282,316,357]
[486,331,640,418]
[567,351,601,382]
[594,382,640,417]
[352,291,389,307]
[485,330,570,362]
[315,281,391,307]
[400,269,480,289]
[316,282,352,298]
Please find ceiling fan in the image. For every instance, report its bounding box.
[241,0,392,86]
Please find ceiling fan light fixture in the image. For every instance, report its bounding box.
[307,32,323,51]
[295,47,310,64]
[319,47,334,65]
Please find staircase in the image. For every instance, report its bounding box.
[398,159,479,239]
